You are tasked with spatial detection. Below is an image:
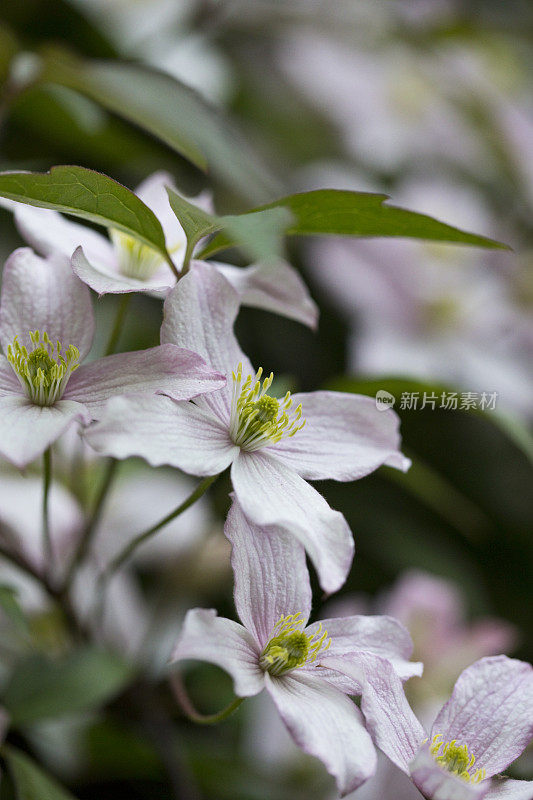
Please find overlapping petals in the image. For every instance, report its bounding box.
[171,498,422,797]
[87,261,409,592]
[0,248,224,467]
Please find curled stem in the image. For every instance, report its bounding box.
[170,672,244,725]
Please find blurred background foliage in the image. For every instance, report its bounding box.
[0,1,531,798]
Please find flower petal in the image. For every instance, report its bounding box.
[71,246,175,295]
[0,395,89,468]
[306,615,422,681]
[215,260,319,329]
[64,344,225,412]
[225,497,312,649]
[430,656,533,778]
[485,779,533,800]
[265,671,377,796]
[0,248,95,359]
[170,608,264,698]
[84,394,238,474]
[161,261,252,422]
[13,204,116,268]
[321,653,426,775]
[0,355,20,397]
[231,450,354,594]
[269,391,410,480]
[410,744,490,800]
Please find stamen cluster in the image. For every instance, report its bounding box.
[430,734,486,784]
[110,229,165,281]
[259,613,331,676]
[7,330,80,406]
[229,363,305,451]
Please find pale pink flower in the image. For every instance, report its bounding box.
[171,500,422,797]
[7,171,317,327]
[0,247,224,467]
[85,261,410,592]
[325,654,533,800]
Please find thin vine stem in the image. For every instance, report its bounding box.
[104,293,132,356]
[61,458,119,592]
[102,473,219,579]
[170,672,244,725]
[42,448,53,579]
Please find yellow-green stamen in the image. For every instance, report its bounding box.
[110,229,167,281]
[259,613,330,677]
[430,734,486,784]
[7,331,80,406]
[229,363,305,451]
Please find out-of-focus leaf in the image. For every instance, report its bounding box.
[0,165,172,264]
[2,648,134,725]
[40,51,280,203]
[2,745,78,800]
[0,25,19,87]
[198,189,510,257]
[0,586,28,635]
[167,187,292,263]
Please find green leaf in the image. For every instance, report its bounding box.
[2,746,79,800]
[40,51,279,203]
[165,187,221,267]
[2,648,134,725]
[166,187,292,264]
[0,585,29,635]
[0,165,173,266]
[198,189,510,257]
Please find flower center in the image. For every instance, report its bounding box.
[259,613,330,677]
[430,734,486,784]
[229,363,305,451]
[110,229,166,281]
[7,331,80,406]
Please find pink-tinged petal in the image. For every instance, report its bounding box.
[485,779,533,800]
[13,204,116,268]
[71,246,175,295]
[161,261,252,422]
[135,171,187,256]
[306,615,422,681]
[268,391,410,481]
[215,260,319,329]
[231,450,354,594]
[410,745,490,800]
[84,394,238,473]
[431,656,533,778]
[0,248,95,359]
[265,671,377,796]
[322,653,426,775]
[225,497,312,650]
[170,608,264,698]
[64,344,225,412]
[0,355,20,396]
[0,396,89,469]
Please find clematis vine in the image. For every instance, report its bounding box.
[85,261,410,592]
[171,499,422,797]
[3,171,317,327]
[324,654,533,800]
[0,248,224,468]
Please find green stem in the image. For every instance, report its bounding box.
[62,458,119,591]
[102,473,218,579]
[42,448,53,578]
[104,293,132,356]
[165,252,180,279]
[170,673,244,725]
